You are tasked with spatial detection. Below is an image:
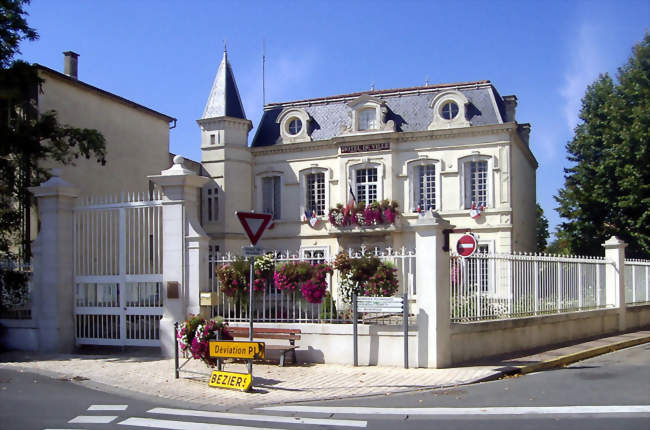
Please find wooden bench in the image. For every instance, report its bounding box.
[224,327,301,367]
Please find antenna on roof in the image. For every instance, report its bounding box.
[370,81,375,91]
[425,76,430,87]
[223,39,227,54]
[262,39,266,107]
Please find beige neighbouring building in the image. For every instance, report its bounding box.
[24,52,176,243]
[35,52,176,196]
[198,50,538,258]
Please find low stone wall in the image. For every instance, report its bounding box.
[0,319,39,351]
[449,304,650,365]
[228,322,418,367]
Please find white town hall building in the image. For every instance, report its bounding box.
[198,50,538,258]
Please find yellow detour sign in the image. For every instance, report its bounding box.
[208,370,252,391]
[209,341,265,359]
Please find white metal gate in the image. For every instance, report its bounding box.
[73,192,163,346]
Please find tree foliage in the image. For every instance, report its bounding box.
[555,34,650,258]
[0,0,106,260]
[536,203,549,252]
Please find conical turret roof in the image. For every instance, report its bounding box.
[201,49,246,120]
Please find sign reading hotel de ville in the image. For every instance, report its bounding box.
[340,142,390,154]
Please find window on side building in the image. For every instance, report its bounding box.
[205,187,219,222]
[262,176,281,219]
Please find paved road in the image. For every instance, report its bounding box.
[264,343,650,429]
[1,344,648,429]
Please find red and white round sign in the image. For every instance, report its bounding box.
[456,234,478,257]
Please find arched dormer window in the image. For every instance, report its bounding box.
[342,95,395,135]
[428,90,471,130]
[277,107,311,144]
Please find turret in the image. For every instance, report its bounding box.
[197,49,253,252]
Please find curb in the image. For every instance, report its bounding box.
[516,335,650,375]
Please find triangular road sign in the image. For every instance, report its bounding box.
[236,212,272,246]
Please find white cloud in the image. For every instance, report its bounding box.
[559,23,606,132]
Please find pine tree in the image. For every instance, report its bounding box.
[555,34,650,258]
[535,203,549,252]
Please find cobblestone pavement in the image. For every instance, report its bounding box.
[1,330,647,409]
[0,353,499,408]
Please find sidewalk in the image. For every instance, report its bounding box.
[1,330,648,410]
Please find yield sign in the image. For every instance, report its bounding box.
[236,212,272,246]
[456,233,478,257]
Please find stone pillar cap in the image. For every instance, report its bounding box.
[602,236,628,248]
[161,155,195,176]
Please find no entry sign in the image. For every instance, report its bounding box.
[456,233,478,257]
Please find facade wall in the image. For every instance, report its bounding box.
[509,132,537,252]
[37,70,172,196]
[223,124,531,257]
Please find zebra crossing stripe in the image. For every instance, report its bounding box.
[118,417,288,429]
[88,404,128,411]
[68,415,118,423]
[147,407,366,427]
[259,405,650,416]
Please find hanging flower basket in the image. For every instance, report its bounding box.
[328,200,399,228]
[273,261,332,304]
[333,251,399,303]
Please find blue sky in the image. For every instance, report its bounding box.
[18,0,649,237]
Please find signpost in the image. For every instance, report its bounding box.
[208,370,253,391]
[456,233,478,257]
[207,340,265,392]
[209,340,265,359]
[353,294,409,368]
[235,211,272,375]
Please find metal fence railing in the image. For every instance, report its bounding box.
[625,259,650,305]
[450,252,612,322]
[207,247,416,324]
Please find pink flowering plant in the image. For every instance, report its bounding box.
[333,251,399,302]
[216,256,273,301]
[300,264,333,303]
[215,259,248,300]
[328,200,399,228]
[273,261,333,304]
[253,253,275,293]
[176,314,232,367]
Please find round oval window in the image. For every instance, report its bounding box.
[441,101,459,120]
[288,118,302,135]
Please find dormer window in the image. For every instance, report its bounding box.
[441,101,459,120]
[277,108,311,143]
[342,94,395,135]
[358,108,376,131]
[287,118,302,135]
[428,90,471,130]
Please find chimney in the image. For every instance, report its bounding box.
[503,95,518,122]
[63,51,79,79]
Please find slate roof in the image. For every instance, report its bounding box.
[251,81,506,147]
[201,50,246,120]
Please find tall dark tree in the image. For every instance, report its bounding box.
[1,0,106,262]
[535,203,549,252]
[555,34,650,258]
